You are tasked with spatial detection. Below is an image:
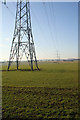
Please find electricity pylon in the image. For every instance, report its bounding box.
[56,51,60,63]
[7,0,39,71]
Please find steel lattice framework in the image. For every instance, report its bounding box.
[8,0,39,71]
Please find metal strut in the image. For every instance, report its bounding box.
[7,0,39,71]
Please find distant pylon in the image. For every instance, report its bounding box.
[7,0,39,71]
[56,51,60,62]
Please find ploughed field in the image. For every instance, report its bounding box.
[2,62,78,119]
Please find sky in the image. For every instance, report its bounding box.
[0,1,78,61]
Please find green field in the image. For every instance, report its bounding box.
[2,62,79,119]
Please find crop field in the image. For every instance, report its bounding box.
[2,61,79,119]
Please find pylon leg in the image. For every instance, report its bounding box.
[31,59,33,71]
[36,61,39,70]
[7,61,10,71]
[34,56,39,70]
[17,60,18,70]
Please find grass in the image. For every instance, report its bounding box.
[2,62,78,88]
[2,61,79,119]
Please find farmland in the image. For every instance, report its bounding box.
[2,61,79,119]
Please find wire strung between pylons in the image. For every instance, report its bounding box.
[30,3,47,45]
[42,2,54,44]
[51,2,61,59]
[43,1,60,59]
[2,1,15,18]
[2,0,61,60]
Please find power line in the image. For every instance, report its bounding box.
[2,1,61,59]
[42,2,60,59]
[51,1,60,53]
[30,3,49,46]
[49,4,55,45]
[48,1,61,59]
[42,2,54,45]
[2,1,15,18]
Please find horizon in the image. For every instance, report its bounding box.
[0,57,79,62]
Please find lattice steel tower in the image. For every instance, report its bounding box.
[8,0,39,71]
